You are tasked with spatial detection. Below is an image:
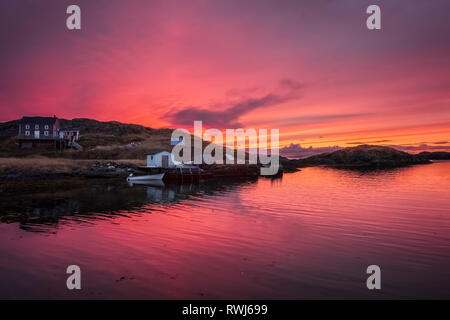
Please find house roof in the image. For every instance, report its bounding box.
[147,149,171,155]
[20,116,58,125]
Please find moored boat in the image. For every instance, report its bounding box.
[126,172,165,182]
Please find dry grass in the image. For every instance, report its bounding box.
[0,125,232,162]
[0,157,87,173]
[0,127,174,160]
[0,157,145,174]
[0,135,172,160]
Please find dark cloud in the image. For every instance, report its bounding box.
[280,143,342,159]
[346,139,392,145]
[280,142,450,158]
[346,141,450,152]
[266,113,370,127]
[166,79,303,128]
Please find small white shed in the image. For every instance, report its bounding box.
[146,150,180,168]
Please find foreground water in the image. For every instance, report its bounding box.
[0,162,449,299]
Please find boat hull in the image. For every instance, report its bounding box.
[126,172,165,182]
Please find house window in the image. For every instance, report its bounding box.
[44,125,49,130]
[25,131,30,136]
[35,124,39,130]
[44,131,49,136]
[150,155,154,160]
[25,124,30,129]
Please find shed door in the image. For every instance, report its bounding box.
[34,130,40,139]
[162,155,169,168]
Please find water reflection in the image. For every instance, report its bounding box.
[0,177,259,232]
[1,163,449,299]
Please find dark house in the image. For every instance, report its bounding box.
[18,116,61,149]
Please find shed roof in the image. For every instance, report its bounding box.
[147,149,171,155]
[20,116,58,125]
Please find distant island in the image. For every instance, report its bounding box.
[0,118,449,188]
[283,144,450,170]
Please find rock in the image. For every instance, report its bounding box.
[293,145,431,169]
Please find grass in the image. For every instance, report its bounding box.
[0,131,175,160]
[0,121,250,165]
[0,176,126,196]
[0,119,245,161]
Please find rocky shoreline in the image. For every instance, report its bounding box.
[287,145,450,169]
[0,161,137,182]
[0,161,266,183]
[1,146,449,184]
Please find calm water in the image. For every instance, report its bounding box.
[1,162,450,299]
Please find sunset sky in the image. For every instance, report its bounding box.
[0,0,449,149]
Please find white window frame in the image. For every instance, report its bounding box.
[35,124,39,130]
[25,130,30,136]
[25,124,30,129]
[44,131,49,136]
[44,125,49,130]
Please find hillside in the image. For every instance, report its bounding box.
[418,151,450,160]
[0,118,249,162]
[0,118,174,159]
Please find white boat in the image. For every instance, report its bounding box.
[127,180,166,187]
[126,172,165,182]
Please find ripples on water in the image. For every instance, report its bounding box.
[0,162,449,299]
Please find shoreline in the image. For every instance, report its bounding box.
[0,176,127,195]
[0,160,444,196]
[0,158,144,182]
[1,146,449,188]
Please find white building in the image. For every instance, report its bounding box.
[146,150,181,168]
